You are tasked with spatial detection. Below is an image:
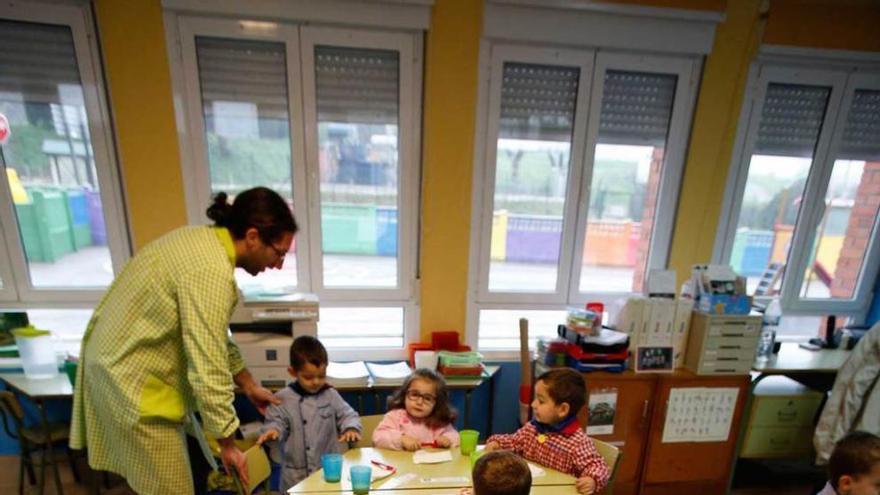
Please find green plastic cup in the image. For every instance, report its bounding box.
[460,429,479,455]
[469,449,485,470]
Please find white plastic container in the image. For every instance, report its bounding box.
[13,326,58,379]
[414,350,439,371]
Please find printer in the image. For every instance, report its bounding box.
[229,292,319,389]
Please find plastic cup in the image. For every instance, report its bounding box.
[321,453,343,483]
[469,449,485,470]
[350,465,372,494]
[460,429,479,455]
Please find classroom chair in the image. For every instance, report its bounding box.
[0,390,80,495]
[349,414,384,449]
[592,438,622,495]
[230,443,272,495]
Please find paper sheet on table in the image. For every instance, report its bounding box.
[527,463,546,477]
[413,449,454,464]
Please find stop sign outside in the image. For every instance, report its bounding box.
[0,113,9,145]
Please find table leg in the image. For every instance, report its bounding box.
[37,399,64,495]
[464,390,472,429]
[725,372,769,495]
[487,371,497,437]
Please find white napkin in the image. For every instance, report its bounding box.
[413,449,454,464]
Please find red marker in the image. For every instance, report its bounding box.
[370,459,396,473]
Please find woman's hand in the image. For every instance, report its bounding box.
[234,369,281,415]
[245,385,281,415]
[218,437,249,488]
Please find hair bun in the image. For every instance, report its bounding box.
[213,192,228,205]
[206,192,232,226]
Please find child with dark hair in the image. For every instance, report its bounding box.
[373,368,460,451]
[257,336,362,490]
[463,450,532,495]
[818,431,880,495]
[486,368,609,495]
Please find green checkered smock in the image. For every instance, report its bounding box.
[70,226,246,494]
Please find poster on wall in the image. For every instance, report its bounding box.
[662,387,739,443]
[586,390,618,436]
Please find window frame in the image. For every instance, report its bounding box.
[467,44,702,353]
[715,59,880,318]
[174,16,312,291]
[0,0,131,306]
[567,51,700,305]
[474,44,595,306]
[166,15,423,357]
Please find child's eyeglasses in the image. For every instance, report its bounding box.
[405,390,437,404]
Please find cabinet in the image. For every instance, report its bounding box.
[639,372,750,495]
[582,372,656,495]
[535,364,749,495]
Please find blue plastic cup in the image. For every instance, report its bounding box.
[350,465,372,494]
[321,453,343,483]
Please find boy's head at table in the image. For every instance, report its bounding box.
[472,450,532,495]
[533,368,586,425]
[288,335,329,394]
[827,431,880,495]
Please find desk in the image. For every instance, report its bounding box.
[298,488,565,494]
[725,343,851,494]
[288,447,577,494]
[752,344,850,375]
[0,372,74,494]
[337,366,500,432]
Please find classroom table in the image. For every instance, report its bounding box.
[288,447,578,494]
[725,343,852,494]
[295,488,566,494]
[336,366,500,432]
[0,372,74,495]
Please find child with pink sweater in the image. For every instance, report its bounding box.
[373,369,460,451]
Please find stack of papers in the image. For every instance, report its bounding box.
[366,361,412,386]
[326,361,370,387]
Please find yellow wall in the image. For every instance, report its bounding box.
[88,0,876,343]
[763,0,880,52]
[93,0,188,251]
[418,0,482,338]
[667,0,765,284]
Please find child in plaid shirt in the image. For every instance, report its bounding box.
[486,368,609,495]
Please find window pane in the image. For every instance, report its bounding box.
[478,308,566,350]
[800,89,880,300]
[0,20,113,288]
[315,46,400,288]
[579,71,677,293]
[195,37,298,293]
[489,63,579,292]
[731,83,831,294]
[318,306,403,348]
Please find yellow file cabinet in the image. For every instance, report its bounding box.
[741,375,824,458]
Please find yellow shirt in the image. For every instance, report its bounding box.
[70,226,245,494]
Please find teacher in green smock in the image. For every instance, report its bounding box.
[70,187,297,494]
